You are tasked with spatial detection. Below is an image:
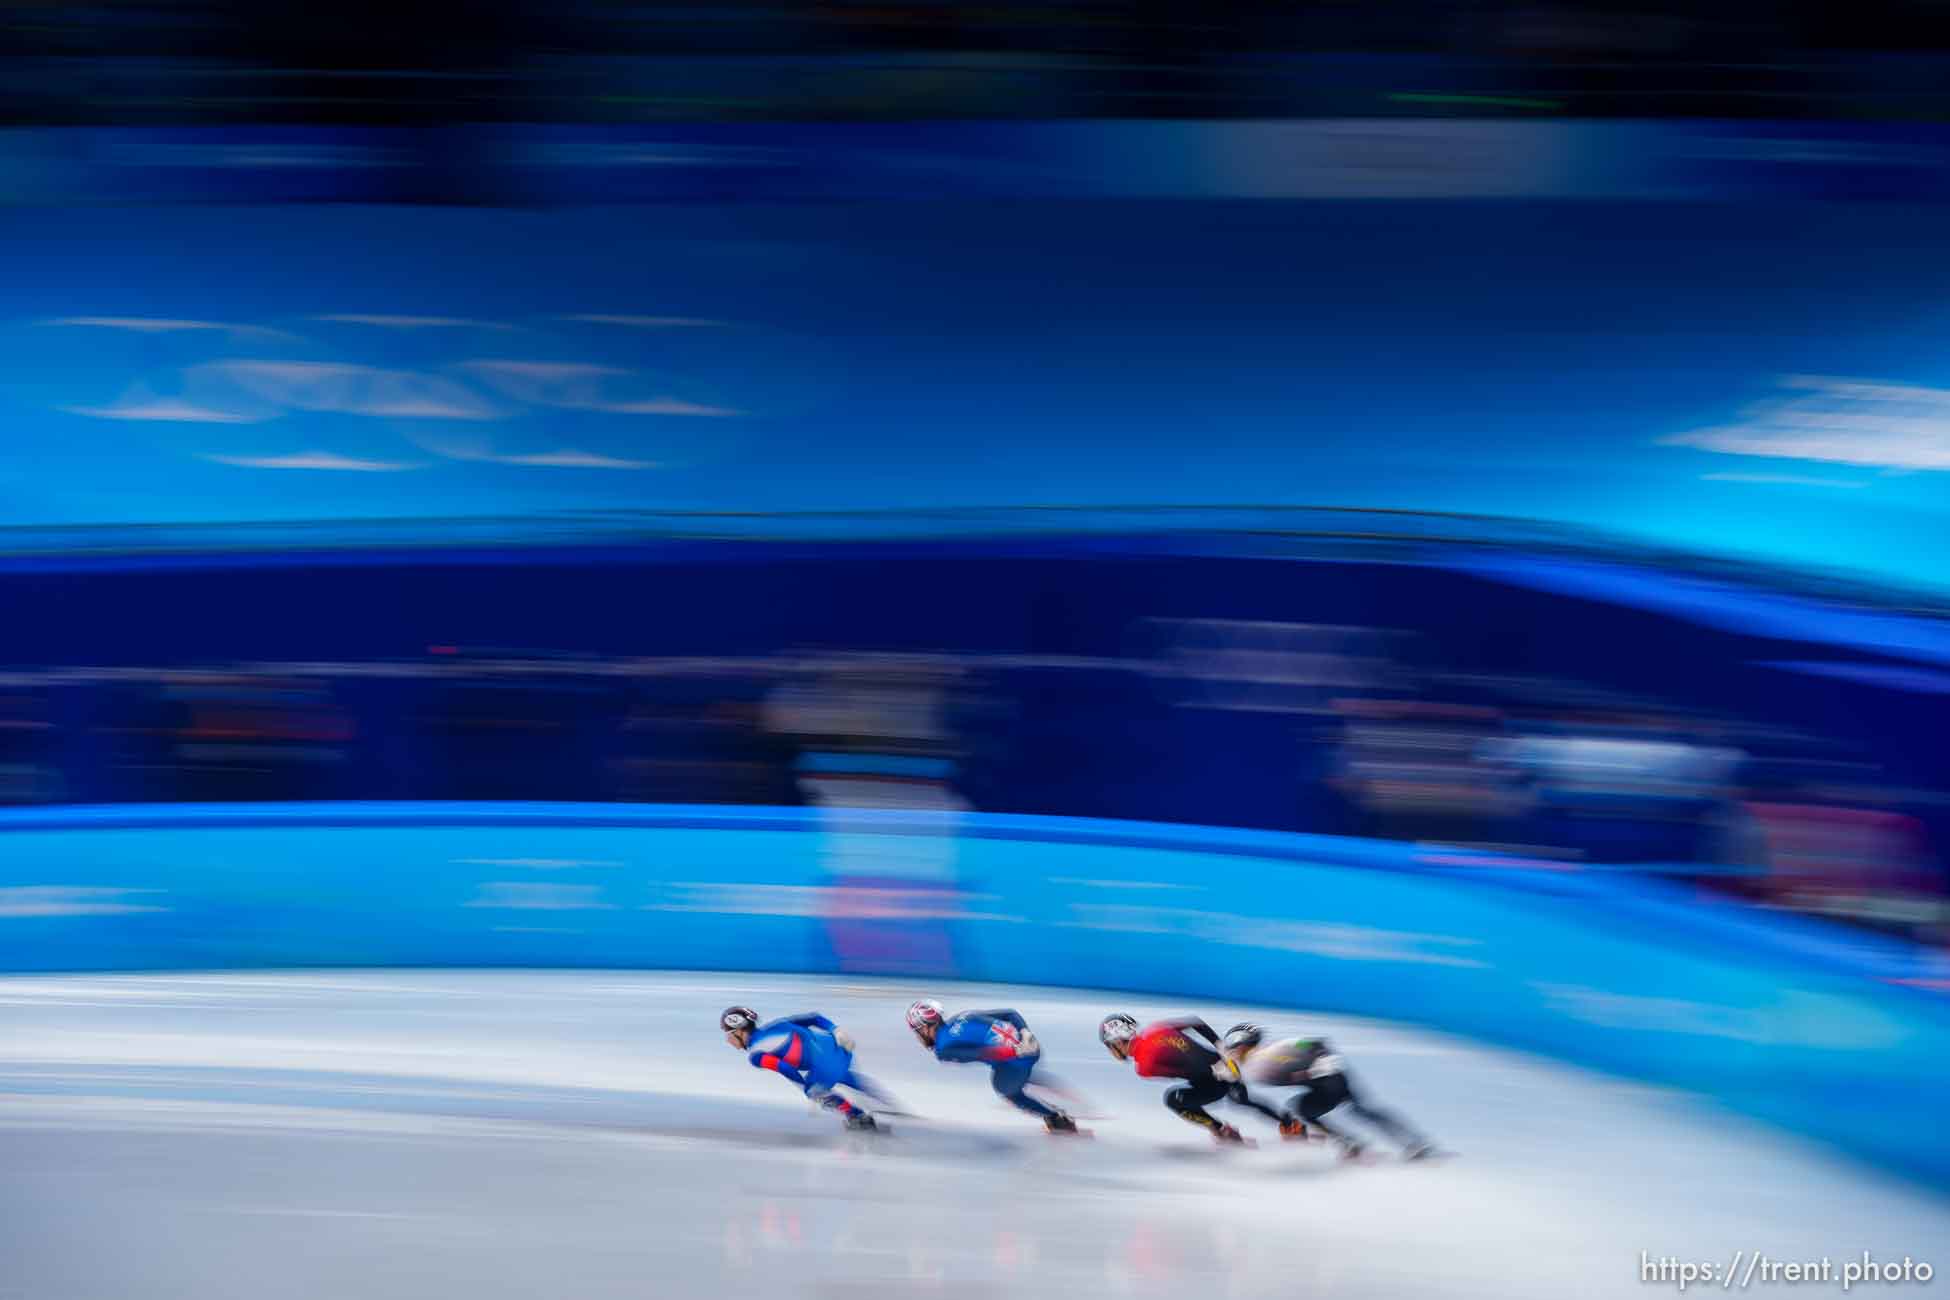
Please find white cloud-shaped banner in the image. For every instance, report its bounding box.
[1666,375,1950,471]
[203,451,420,472]
[455,359,739,417]
[214,361,502,420]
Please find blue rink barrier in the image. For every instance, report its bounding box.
[3,802,1948,1188]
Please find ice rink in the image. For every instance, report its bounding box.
[0,971,1942,1299]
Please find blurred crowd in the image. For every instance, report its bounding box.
[2,636,1944,949]
[6,0,1950,123]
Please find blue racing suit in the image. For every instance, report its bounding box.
[748,1013,885,1119]
[932,1009,1059,1119]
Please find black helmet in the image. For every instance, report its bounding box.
[1222,1022,1264,1054]
[721,1006,759,1036]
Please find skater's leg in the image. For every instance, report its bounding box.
[838,1068,895,1107]
[990,1060,1061,1120]
[1226,1081,1287,1127]
[1291,1075,1363,1151]
[1342,1075,1430,1151]
[806,1084,873,1128]
[1165,1077,1237,1137]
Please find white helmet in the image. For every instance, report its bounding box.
[905,999,945,1036]
[720,1006,759,1047]
[1099,1013,1138,1052]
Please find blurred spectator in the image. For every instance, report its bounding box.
[755,653,974,975]
[1717,768,1949,947]
[411,652,626,802]
[1328,698,1524,847]
[160,674,354,802]
[1489,713,1744,863]
[0,691,63,804]
[762,654,968,813]
[609,684,801,805]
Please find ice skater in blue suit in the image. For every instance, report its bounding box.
[904,999,1082,1135]
[721,1006,891,1132]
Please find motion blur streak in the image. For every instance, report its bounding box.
[7,1,1950,1295]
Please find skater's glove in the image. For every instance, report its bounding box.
[1211,1059,1241,1082]
[832,1028,856,1053]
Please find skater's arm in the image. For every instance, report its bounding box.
[1175,1018,1222,1050]
[933,1037,993,1063]
[931,1021,1016,1064]
[749,1046,811,1091]
[748,1025,817,1091]
[968,1010,1036,1059]
[784,1011,854,1051]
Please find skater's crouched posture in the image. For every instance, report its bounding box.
[905,1000,1080,1135]
[1100,1013,1248,1144]
[1221,1023,1436,1160]
[721,1006,890,1132]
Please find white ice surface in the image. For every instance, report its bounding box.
[0,971,1942,1299]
